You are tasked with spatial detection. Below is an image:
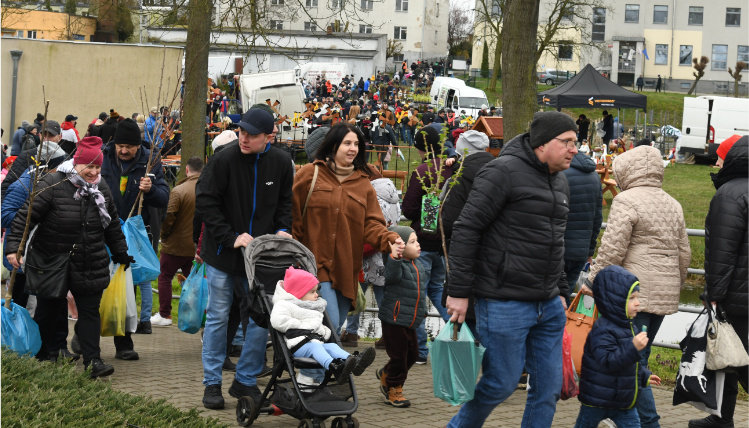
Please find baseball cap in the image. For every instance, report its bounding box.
[43,120,61,136]
[150,106,159,114]
[237,109,274,135]
[65,114,78,122]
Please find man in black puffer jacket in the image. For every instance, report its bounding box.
[562,152,603,301]
[689,136,748,428]
[445,111,578,428]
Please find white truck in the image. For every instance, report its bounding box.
[429,77,490,118]
[238,70,307,140]
[680,96,749,159]
[293,63,348,85]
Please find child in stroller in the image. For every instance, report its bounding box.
[271,267,376,385]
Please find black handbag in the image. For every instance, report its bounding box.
[24,219,83,300]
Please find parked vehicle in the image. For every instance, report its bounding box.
[538,69,576,85]
[238,71,306,140]
[680,95,749,159]
[429,77,490,118]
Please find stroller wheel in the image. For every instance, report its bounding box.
[331,417,346,428]
[346,416,359,428]
[236,396,257,427]
[298,418,326,428]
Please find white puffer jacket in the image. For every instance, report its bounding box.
[270,281,332,349]
[588,146,691,315]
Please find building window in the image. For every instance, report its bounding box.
[688,6,703,25]
[394,26,407,40]
[592,7,605,42]
[270,20,283,29]
[655,44,668,65]
[330,0,343,10]
[27,30,37,38]
[653,5,668,24]
[393,54,404,62]
[360,0,372,10]
[491,0,500,17]
[304,21,317,31]
[679,45,693,66]
[558,42,573,60]
[561,5,574,21]
[73,34,85,40]
[712,44,727,70]
[726,8,741,26]
[271,0,284,5]
[359,24,372,33]
[624,4,639,23]
[738,45,749,63]
[395,0,408,12]
[306,0,317,6]
[16,30,23,37]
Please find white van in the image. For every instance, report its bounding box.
[293,63,349,86]
[680,96,749,158]
[239,71,306,140]
[429,77,490,118]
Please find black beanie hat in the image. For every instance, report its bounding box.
[529,111,578,149]
[414,126,441,154]
[114,118,142,145]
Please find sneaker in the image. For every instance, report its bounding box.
[375,337,386,349]
[135,321,152,334]
[329,356,357,385]
[223,356,236,372]
[150,313,172,327]
[71,334,82,355]
[203,384,225,409]
[228,379,262,404]
[688,415,735,428]
[351,347,376,376]
[415,356,427,365]
[115,349,140,360]
[86,358,114,378]
[297,372,320,387]
[384,386,410,408]
[376,368,388,397]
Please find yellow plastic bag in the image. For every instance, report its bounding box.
[100,265,127,337]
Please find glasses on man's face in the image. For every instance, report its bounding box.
[553,137,577,150]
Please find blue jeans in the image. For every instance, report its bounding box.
[446,297,566,428]
[317,281,351,334]
[232,323,244,346]
[345,282,384,335]
[415,251,449,358]
[294,342,349,370]
[202,264,268,387]
[632,312,664,428]
[137,280,152,322]
[574,405,640,428]
[401,126,412,146]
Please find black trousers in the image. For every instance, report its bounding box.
[720,316,748,421]
[71,290,104,365]
[112,279,137,352]
[34,296,68,358]
[11,272,28,309]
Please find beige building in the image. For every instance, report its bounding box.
[1,9,97,41]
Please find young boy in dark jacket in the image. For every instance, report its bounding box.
[377,226,426,408]
[575,265,661,427]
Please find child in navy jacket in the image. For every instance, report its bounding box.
[575,265,661,428]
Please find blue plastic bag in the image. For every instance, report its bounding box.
[178,263,208,334]
[431,321,485,406]
[121,215,160,284]
[1,299,42,357]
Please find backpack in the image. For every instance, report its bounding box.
[20,133,37,152]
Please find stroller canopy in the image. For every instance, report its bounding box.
[243,235,317,292]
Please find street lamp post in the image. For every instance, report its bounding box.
[9,50,23,148]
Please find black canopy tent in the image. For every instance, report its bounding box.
[537,64,647,111]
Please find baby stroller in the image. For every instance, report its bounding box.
[236,235,361,428]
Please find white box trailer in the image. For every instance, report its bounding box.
[680,96,749,159]
[239,71,306,140]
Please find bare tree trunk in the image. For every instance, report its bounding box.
[501,0,540,140]
[489,38,501,92]
[687,76,702,95]
[181,0,213,176]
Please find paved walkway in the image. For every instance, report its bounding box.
[80,322,748,427]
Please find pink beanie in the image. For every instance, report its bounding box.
[283,267,319,299]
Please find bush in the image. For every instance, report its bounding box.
[480,44,490,79]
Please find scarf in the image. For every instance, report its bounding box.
[326,159,354,182]
[58,160,112,228]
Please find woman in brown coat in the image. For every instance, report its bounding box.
[292,122,402,332]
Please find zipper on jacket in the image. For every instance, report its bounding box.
[409,260,421,328]
[628,323,639,409]
[249,154,259,235]
[543,174,555,289]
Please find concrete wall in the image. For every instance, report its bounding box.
[1,38,183,146]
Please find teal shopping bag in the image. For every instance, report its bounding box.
[1,299,42,357]
[121,216,160,284]
[178,263,208,334]
[431,321,485,406]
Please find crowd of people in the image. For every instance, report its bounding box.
[1,86,746,427]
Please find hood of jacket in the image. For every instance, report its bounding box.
[61,121,76,131]
[371,177,400,227]
[712,137,748,190]
[612,146,664,191]
[569,152,597,174]
[592,265,640,328]
[500,133,556,176]
[94,119,105,127]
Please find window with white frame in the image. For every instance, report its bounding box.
[330,0,343,10]
[270,20,283,29]
[561,5,574,21]
[679,45,693,66]
[360,0,372,10]
[624,4,639,23]
[726,8,741,26]
[712,44,727,70]
[73,34,85,40]
[688,6,703,25]
[738,45,749,63]
[394,26,407,39]
[396,0,408,12]
[359,24,372,33]
[653,5,668,24]
[306,0,317,6]
[305,21,317,31]
[592,7,605,42]
[655,44,668,65]
[393,54,404,62]
[271,0,284,5]
[27,30,37,38]
[558,42,573,60]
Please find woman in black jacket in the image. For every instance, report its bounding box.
[689,136,748,428]
[5,136,130,378]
